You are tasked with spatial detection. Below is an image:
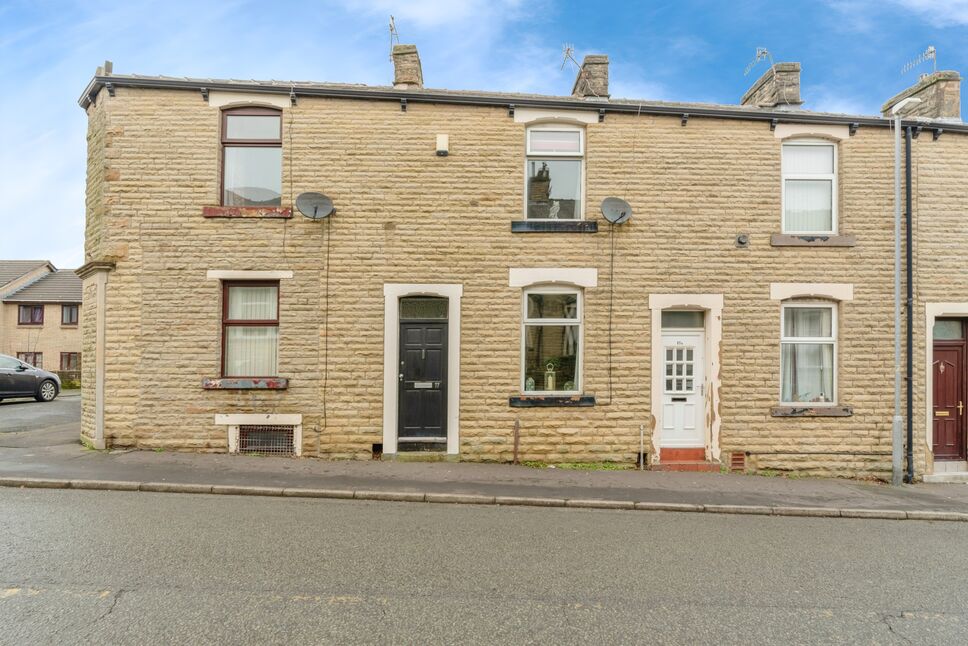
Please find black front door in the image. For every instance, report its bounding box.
[398,322,447,442]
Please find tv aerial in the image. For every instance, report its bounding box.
[902,45,937,76]
[295,192,334,220]
[600,197,632,224]
[744,47,774,76]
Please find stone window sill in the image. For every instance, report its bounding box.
[202,377,289,390]
[771,233,856,247]
[202,206,292,219]
[771,405,853,417]
[511,220,598,233]
[509,395,596,407]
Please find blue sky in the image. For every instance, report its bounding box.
[1,0,966,268]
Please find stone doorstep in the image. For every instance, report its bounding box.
[0,477,966,522]
[923,472,968,484]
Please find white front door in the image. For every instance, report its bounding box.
[660,332,705,447]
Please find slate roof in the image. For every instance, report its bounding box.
[2,270,82,303]
[77,73,967,132]
[0,260,50,291]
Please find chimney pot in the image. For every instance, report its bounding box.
[881,71,961,122]
[392,44,423,90]
[740,62,802,109]
[572,55,609,99]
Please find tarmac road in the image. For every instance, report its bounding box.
[0,392,79,446]
[1,487,966,645]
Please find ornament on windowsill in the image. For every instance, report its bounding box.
[549,200,561,220]
[544,362,557,391]
[525,376,536,391]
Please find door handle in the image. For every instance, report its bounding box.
[960,401,964,416]
[399,373,404,382]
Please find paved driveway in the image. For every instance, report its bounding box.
[0,392,79,447]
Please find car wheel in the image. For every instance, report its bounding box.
[35,380,58,402]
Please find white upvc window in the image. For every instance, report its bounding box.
[525,124,584,220]
[521,286,582,394]
[781,139,837,234]
[780,302,837,405]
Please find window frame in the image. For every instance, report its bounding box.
[779,301,838,406]
[61,303,79,326]
[220,106,283,208]
[60,352,81,371]
[221,280,281,379]
[17,352,42,369]
[781,138,838,235]
[18,304,43,325]
[524,123,586,221]
[520,285,583,395]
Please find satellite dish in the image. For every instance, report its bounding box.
[600,197,632,224]
[295,192,334,220]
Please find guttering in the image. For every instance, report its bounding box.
[76,75,968,134]
[905,126,915,483]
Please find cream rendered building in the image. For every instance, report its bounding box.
[75,49,968,480]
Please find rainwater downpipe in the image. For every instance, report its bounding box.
[905,125,914,483]
[890,96,920,486]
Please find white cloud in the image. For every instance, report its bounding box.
[889,0,968,26]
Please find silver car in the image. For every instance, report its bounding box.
[0,353,61,402]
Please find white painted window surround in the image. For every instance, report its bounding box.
[383,284,463,455]
[215,413,303,456]
[513,108,598,125]
[207,270,293,280]
[207,91,290,110]
[508,268,598,288]
[774,124,849,141]
[521,286,583,395]
[769,283,853,302]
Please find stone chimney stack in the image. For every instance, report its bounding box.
[740,63,803,109]
[392,44,423,90]
[881,71,962,121]
[572,55,609,99]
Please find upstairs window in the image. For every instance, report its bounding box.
[522,287,582,394]
[62,304,79,326]
[18,304,43,325]
[780,302,837,405]
[782,140,837,234]
[222,282,279,378]
[526,125,584,220]
[221,107,282,207]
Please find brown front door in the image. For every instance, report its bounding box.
[933,341,966,460]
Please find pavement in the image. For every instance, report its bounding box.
[4,488,967,644]
[2,392,968,520]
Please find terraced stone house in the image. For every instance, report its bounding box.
[76,48,968,481]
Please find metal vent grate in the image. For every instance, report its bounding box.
[238,425,295,456]
[730,452,747,472]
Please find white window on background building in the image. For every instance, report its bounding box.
[522,287,581,394]
[222,282,279,377]
[780,302,837,405]
[781,139,837,234]
[525,125,584,220]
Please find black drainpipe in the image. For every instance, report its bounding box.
[905,126,915,483]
